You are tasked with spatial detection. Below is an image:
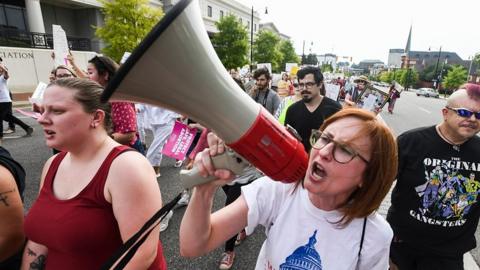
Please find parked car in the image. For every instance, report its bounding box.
[416,88,440,98]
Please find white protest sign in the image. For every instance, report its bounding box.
[52,24,69,67]
[362,94,377,111]
[257,63,272,74]
[325,83,340,101]
[285,63,298,73]
[29,81,48,104]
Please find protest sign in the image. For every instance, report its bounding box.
[325,83,340,101]
[29,82,47,104]
[162,121,197,160]
[52,25,69,67]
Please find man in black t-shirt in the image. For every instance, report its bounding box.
[388,84,480,270]
[284,66,342,153]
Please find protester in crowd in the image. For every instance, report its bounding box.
[277,73,292,98]
[0,63,34,139]
[345,75,369,106]
[143,105,180,178]
[284,66,342,153]
[387,84,400,114]
[180,108,397,269]
[274,79,301,125]
[21,78,166,269]
[248,68,280,115]
[87,55,144,154]
[66,52,87,78]
[54,65,77,79]
[0,146,26,269]
[387,83,480,270]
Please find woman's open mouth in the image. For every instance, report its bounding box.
[311,161,327,180]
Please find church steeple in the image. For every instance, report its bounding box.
[405,25,412,54]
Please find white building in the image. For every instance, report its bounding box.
[163,0,261,37]
[317,53,337,70]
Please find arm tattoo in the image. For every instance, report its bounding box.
[0,188,15,206]
[27,248,37,257]
[29,255,46,270]
[27,248,46,270]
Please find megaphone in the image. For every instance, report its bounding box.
[101,0,308,185]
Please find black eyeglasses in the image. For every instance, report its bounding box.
[293,83,299,88]
[446,107,480,120]
[298,82,316,89]
[309,130,369,164]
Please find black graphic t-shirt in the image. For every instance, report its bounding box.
[284,97,342,153]
[387,126,480,257]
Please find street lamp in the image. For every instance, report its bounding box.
[250,6,267,72]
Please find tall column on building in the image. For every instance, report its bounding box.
[25,0,45,33]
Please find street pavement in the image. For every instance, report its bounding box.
[6,93,480,269]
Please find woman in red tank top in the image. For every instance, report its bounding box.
[21,78,167,269]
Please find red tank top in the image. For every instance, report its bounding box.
[24,146,167,269]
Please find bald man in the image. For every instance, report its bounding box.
[387,84,480,270]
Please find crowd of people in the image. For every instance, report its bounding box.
[0,53,479,270]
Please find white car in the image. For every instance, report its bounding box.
[416,88,440,98]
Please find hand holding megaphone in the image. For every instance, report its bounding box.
[179,133,250,189]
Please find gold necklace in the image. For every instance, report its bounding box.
[436,125,462,151]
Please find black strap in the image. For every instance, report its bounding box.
[99,192,182,270]
[358,217,367,257]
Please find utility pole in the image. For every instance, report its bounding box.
[301,40,305,65]
[250,6,254,72]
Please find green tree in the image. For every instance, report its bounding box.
[399,68,419,89]
[474,53,480,65]
[278,39,299,71]
[443,65,467,90]
[95,0,163,62]
[304,53,318,66]
[320,63,333,73]
[211,15,249,70]
[253,30,282,72]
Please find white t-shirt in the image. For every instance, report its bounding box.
[0,75,11,103]
[242,177,393,270]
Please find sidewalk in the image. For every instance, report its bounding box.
[377,114,479,270]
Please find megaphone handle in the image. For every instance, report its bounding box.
[180,150,250,189]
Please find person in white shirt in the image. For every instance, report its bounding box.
[180,108,398,270]
[0,64,33,140]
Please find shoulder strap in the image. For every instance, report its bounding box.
[100,192,182,270]
[358,217,367,257]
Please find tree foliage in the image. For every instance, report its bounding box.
[278,39,299,71]
[253,30,282,72]
[443,65,467,90]
[474,53,480,65]
[320,63,333,73]
[95,0,163,62]
[211,15,249,70]
[419,64,452,82]
[397,68,419,88]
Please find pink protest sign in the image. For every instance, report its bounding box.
[162,121,197,160]
[16,109,41,119]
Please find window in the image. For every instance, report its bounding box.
[220,10,224,18]
[0,4,28,31]
[207,6,212,17]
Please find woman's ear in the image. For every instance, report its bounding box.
[91,109,105,128]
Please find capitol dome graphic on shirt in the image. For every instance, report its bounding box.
[279,230,322,270]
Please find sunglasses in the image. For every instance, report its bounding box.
[446,107,480,120]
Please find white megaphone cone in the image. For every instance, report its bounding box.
[101,0,308,187]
